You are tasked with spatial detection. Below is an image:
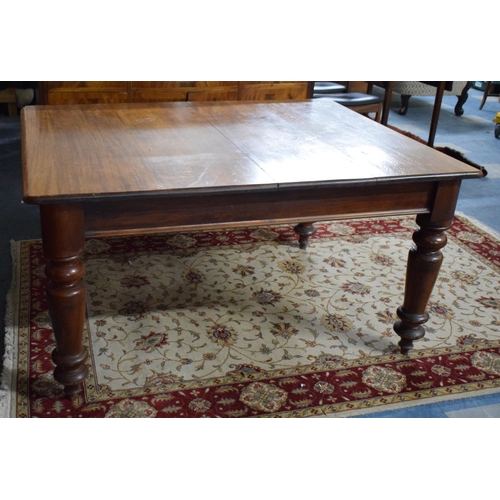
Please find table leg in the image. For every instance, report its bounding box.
[40,204,88,396]
[294,222,317,249]
[394,213,452,354]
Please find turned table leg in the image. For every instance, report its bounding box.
[394,213,452,355]
[294,222,317,249]
[41,204,88,396]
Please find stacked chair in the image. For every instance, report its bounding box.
[312,81,383,122]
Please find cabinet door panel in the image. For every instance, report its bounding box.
[131,89,190,102]
[187,91,239,101]
[45,81,128,90]
[132,85,239,102]
[47,92,129,105]
[239,83,309,101]
[131,81,238,89]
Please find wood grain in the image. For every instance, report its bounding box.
[22,100,482,204]
[40,81,310,105]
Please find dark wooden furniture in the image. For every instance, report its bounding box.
[21,100,482,396]
[38,81,312,105]
[0,87,17,116]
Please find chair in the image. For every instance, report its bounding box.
[392,81,473,116]
[312,82,383,122]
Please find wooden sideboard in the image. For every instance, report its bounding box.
[38,81,313,105]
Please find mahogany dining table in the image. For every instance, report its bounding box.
[21,99,482,396]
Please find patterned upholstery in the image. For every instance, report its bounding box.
[392,81,472,120]
[392,81,468,97]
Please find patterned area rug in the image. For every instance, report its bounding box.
[2,215,500,418]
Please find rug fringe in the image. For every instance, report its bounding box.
[0,241,21,418]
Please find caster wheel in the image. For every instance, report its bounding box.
[495,124,500,139]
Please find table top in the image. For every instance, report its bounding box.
[22,100,482,204]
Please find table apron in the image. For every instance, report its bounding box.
[83,181,439,236]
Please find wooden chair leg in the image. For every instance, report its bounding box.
[454,81,473,116]
[380,81,394,126]
[0,88,17,117]
[399,95,410,115]
[427,81,446,147]
[479,81,491,110]
[7,101,17,117]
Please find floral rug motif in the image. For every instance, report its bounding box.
[3,215,500,417]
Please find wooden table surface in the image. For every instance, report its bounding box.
[21,100,483,397]
[22,100,480,204]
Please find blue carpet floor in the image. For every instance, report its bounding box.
[357,392,500,418]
